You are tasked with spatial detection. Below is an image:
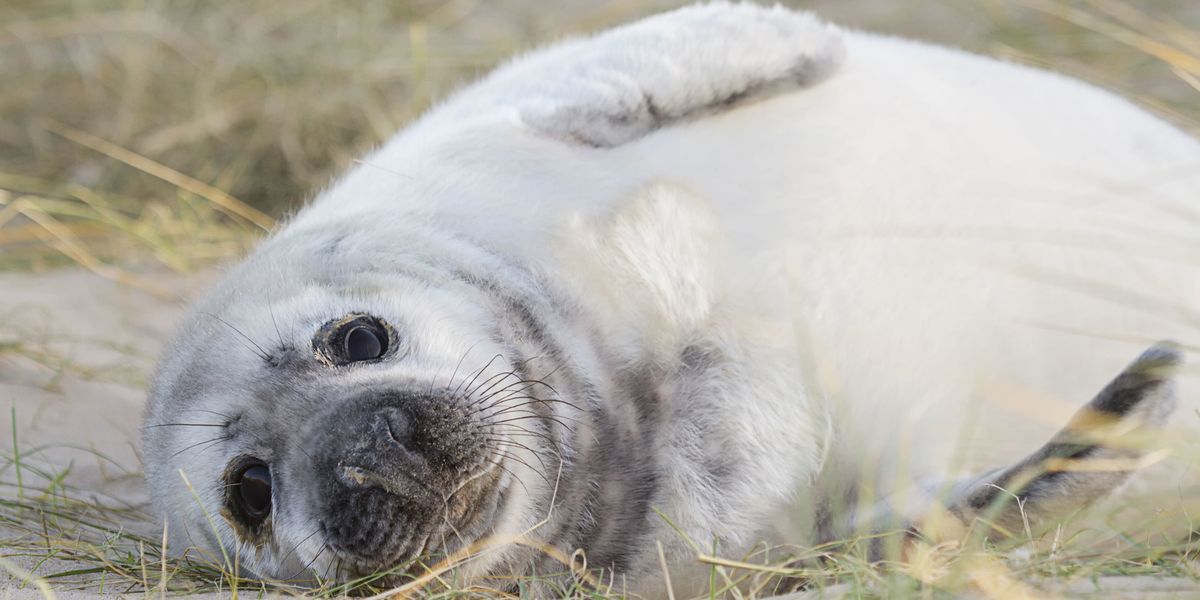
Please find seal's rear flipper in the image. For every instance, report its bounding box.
[943,343,1181,537]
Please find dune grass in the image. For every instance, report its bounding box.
[1,0,1199,597]
[2,0,1199,276]
[1,440,1197,598]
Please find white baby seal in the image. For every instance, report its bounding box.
[143,3,1200,596]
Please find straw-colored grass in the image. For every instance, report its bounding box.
[1,0,1198,598]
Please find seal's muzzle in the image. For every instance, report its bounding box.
[300,390,494,574]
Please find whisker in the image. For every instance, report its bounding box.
[521,363,567,396]
[280,526,321,570]
[170,434,231,459]
[466,358,550,404]
[183,408,236,420]
[477,380,549,407]
[489,415,578,434]
[141,422,226,429]
[464,369,518,401]
[453,353,505,397]
[475,421,558,446]
[482,404,552,421]
[200,311,271,361]
[305,544,331,586]
[485,435,561,459]
[468,354,547,401]
[472,424,556,451]
[477,371,574,410]
[473,395,583,416]
[437,340,486,396]
[282,527,326,581]
[491,431,559,448]
[486,439,557,473]
[330,557,344,587]
[486,407,582,428]
[267,296,286,349]
[487,448,550,485]
[482,379,566,408]
[493,463,530,496]
[483,408,546,421]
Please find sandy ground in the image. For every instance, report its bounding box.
[0,268,208,597]
[0,269,205,501]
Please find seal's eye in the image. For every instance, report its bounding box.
[232,460,272,525]
[314,314,392,366]
[345,325,384,361]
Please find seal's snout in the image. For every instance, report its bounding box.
[300,389,497,574]
[314,396,436,491]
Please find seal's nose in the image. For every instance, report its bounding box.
[331,406,427,490]
[377,406,412,451]
[307,390,486,495]
[324,401,431,491]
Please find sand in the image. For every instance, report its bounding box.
[1,269,207,497]
[0,268,209,596]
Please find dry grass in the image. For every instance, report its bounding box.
[1,0,1199,598]
[2,0,1199,271]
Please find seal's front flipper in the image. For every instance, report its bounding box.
[426,3,845,147]
[944,343,1181,537]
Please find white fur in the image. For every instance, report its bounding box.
[295,2,1200,498]
[149,3,1200,595]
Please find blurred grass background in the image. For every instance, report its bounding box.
[1,0,1198,281]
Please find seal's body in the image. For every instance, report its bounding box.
[144,4,1200,595]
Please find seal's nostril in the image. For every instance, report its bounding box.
[339,464,373,488]
[378,407,411,448]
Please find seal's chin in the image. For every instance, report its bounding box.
[329,463,508,583]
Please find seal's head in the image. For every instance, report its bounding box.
[143,218,586,583]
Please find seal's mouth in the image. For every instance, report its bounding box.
[335,463,508,583]
[314,470,506,584]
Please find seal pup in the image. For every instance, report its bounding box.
[143,3,1200,596]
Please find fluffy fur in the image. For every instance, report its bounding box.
[143,3,1200,596]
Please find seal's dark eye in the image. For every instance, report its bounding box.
[314,314,392,366]
[345,325,384,361]
[233,461,272,523]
